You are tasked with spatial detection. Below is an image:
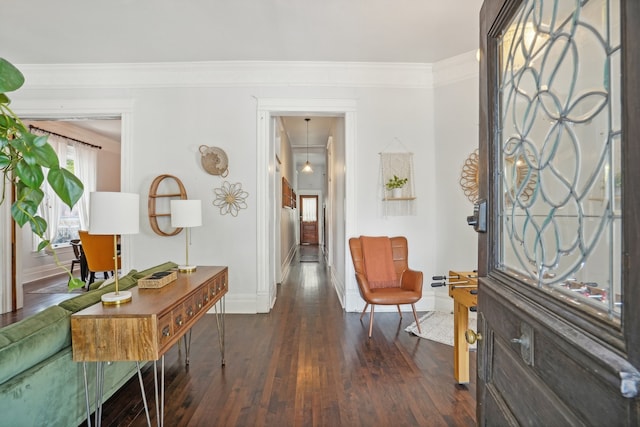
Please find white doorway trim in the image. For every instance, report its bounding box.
[1,99,133,313]
[256,98,357,313]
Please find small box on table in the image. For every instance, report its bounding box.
[138,270,177,289]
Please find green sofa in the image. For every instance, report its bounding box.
[0,261,178,427]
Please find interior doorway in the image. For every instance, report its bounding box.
[256,98,356,312]
[7,116,123,313]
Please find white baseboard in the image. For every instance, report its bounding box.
[329,266,346,308]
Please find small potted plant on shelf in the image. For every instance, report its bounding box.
[385,175,408,198]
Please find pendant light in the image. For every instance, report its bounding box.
[301,118,313,173]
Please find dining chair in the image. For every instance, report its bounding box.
[70,239,83,276]
[78,230,119,285]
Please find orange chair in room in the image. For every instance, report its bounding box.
[349,236,423,338]
[78,230,119,285]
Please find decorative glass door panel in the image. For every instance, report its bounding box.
[497,0,622,321]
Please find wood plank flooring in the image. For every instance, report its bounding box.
[0,275,81,327]
[91,247,476,427]
[1,246,477,426]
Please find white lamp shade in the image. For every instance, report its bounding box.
[89,192,140,235]
[171,200,202,227]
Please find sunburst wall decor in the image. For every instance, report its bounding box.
[459,149,480,204]
[213,181,248,216]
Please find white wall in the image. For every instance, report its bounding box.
[344,86,438,312]
[1,59,480,314]
[432,52,481,311]
[277,119,297,280]
[328,117,347,305]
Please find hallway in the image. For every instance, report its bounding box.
[89,246,477,426]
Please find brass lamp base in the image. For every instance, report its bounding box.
[101,290,133,305]
[178,265,197,273]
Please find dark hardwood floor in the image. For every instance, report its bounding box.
[0,274,82,327]
[2,247,477,426]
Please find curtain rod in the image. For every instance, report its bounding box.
[29,125,102,150]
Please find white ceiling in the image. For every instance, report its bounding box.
[281,116,338,168]
[3,1,482,164]
[2,1,482,65]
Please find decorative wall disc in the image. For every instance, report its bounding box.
[213,181,248,217]
[200,145,229,177]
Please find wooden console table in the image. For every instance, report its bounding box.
[71,266,227,427]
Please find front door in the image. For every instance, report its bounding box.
[300,195,319,245]
[476,0,640,424]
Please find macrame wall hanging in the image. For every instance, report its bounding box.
[379,146,416,217]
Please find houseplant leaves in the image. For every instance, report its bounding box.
[1,57,85,290]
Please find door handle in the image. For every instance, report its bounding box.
[510,335,530,348]
[465,329,482,344]
[511,322,534,366]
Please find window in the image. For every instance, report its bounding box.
[497,0,622,321]
[36,144,81,248]
[29,127,98,251]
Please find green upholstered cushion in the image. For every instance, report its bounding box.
[0,334,10,348]
[0,346,138,427]
[58,270,138,313]
[0,305,71,385]
[87,278,106,291]
[132,261,178,279]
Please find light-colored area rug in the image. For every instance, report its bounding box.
[405,311,477,349]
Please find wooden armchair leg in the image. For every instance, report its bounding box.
[368,305,375,338]
[411,304,421,334]
[396,305,403,318]
[360,303,369,320]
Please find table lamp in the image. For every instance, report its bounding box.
[89,192,140,305]
[171,199,202,273]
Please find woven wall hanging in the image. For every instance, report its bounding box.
[200,145,229,177]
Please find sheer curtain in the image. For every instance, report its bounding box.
[72,141,97,230]
[38,134,67,243]
[28,127,98,248]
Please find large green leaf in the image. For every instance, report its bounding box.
[8,135,28,155]
[0,152,10,168]
[68,277,86,290]
[37,239,50,252]
[18,198,37,217]
[11,199,34,227]
[15,159,44,189]
[47,167,84,208]
[29,215,47,237]
[17,183,44,207]
[32,135,48,148]
[0,58,25,93]
[8,133,56,167]
[32,141,60,169]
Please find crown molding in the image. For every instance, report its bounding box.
[432,50,479,87]
[17,61,433,90]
